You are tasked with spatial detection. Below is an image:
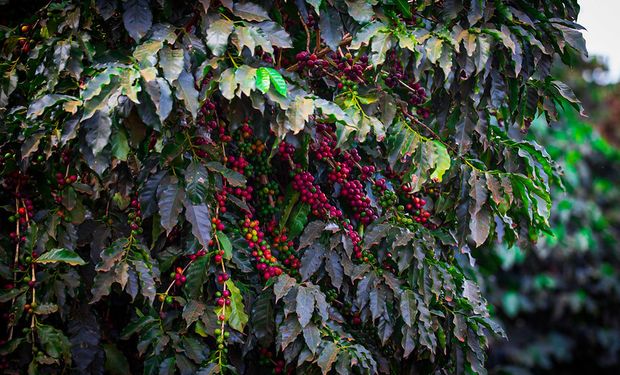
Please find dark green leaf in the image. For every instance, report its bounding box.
[35,248,86,266]
[123,0,153,42]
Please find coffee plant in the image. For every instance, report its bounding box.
[0,0,585,374]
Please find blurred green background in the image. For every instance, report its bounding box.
[483,59,620,374]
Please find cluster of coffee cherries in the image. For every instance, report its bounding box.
[325,289,338,303]
[3,173,34,243]
[312,124,337,160]
[226,155,249,174]
[54,172,78,188]
[215,289,231,308]
[255,180,279,217]
[245,151,271,177]
[344,220,365,261]
[424,182,441,198]
[340,180,377,226]
[224,153,252,201]
[277,141,295,160]
[170,267,186,287]
[213,325,231,348]
[258,348,287,374]
[294,51,329,71]
[327,161,351,184]
[384,53,405,88]
[16,24,31,54]
[128,198,143,237]
[187,248,207,262]
[216,271,230,286]
[240,217,283,280]
[291,169,342,219]
[269,228,300,274]
[374,179,398,209]
[359,165,376,181]
[215,190,228,213]
[8,198,34,228]
[400,185,434,226]
[197,98,231,142]
[236,123,257,153]
[408,82,430,119]
[223,185,253,201]
[211,217,225,232]
[333,52,369,83]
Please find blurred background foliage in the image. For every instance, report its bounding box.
[482,59,620,374]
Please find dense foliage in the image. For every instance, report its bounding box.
[482,76,620,373]
[0,1,585,374]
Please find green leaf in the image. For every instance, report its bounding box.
[104,343,131,375]
[27,94,79,119]
[206,19,234,56]
[368,30,392,66]
[317,341,340,375]
[351,21,386,49]
[159,357,176,375]
[285,96,314,135]
[0,286,27,303]
[319,6,344,51]
[182,300,207,327]
[133,40,163,66]
[235,65,257,97]
[394,0,413,18]
[0,337,25,356]
[425,37,443,64]
[277,315,302,351]
[468,170,491,247]
[296,286,315,327]
[33,303,58,315]
[111,127,130,161]
[159,46,185,83]
[205,161,247,187]
[255,67,271,94]
[299,243,326,281]
[83,111,112,156]
[196,363,220,375]
[174,70,200,119]
[217,232,233,260]
[233,2,270,22]
[123,0,153,42]
[287,203,310,239]
[468,0,485,25]
[235,26,257,55]
[550,80,585,116]
[134,260,157,304]
[157,176,185,234]
[256,21,292,49]
[35,248,86,266]
[219,67,237,100]
[429,141,451,181]
[38,324,71,361]
[251,290,275,346]
[183,200,212,249]
[225,279,249,332]
[265,68,287,97]
[302,322,321,355]
[273,274,297,302]
[184,255,209,300]
[144,77,173,123]
[345,0,375,23]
